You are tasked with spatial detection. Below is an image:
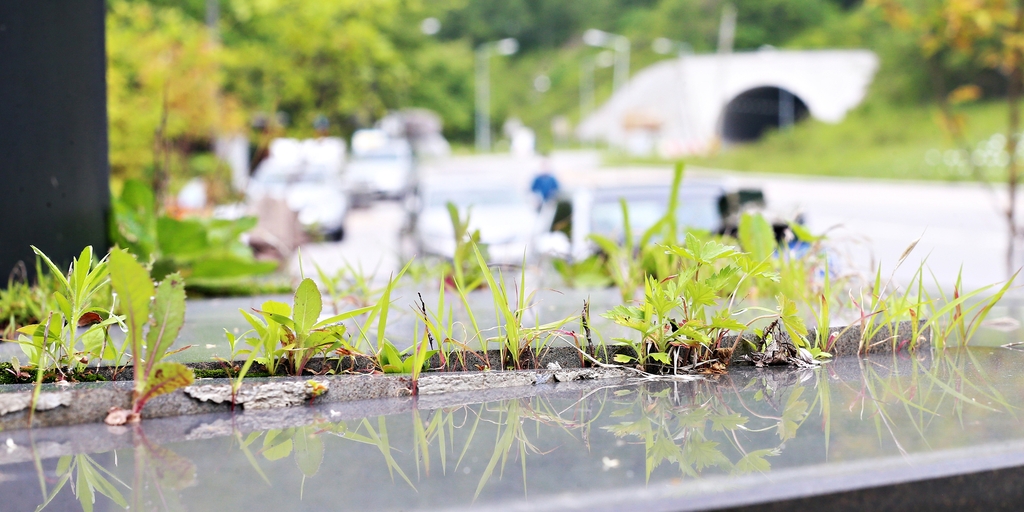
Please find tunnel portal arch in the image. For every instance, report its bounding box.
[721,86,810,143]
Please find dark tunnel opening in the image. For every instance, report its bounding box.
[721,86,810,143]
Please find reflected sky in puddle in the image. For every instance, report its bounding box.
[5,348,1024,511]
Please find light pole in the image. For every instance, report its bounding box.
[475,38,518,152]
[579,50,615,123]
[583,29,630,93]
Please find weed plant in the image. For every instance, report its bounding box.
[0,261,56,341]
[15,247,121,378]
[105,249,196,423]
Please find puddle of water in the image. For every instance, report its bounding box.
[3,348,1024,510]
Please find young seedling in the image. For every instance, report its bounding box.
[105,249,195,425]
[246,278,374,377]
[16,247,119,376]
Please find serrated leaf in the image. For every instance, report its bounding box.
[613,354,635,363]
[109,249,154,362]
[710,413,747,432]
[734,448,777,474]
[147,273,186,364]
[292,278,322,335]
[138,361,195,408]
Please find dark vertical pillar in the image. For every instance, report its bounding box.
[0,0,110,279]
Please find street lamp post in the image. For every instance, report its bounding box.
[579,50,615,125]
[583,29,630,93]
[475,38,518,152]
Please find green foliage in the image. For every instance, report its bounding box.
[551,255,613,288]
[589,163,686,302]
[685,101,1015,181]
[108,248,195,416]
[16,247,120,376]
[237,279,372,378]
[603,232,780,369]
[0,261,55,341]
[35,454,130,512]
[111,179,276,289]
[473,246,573,369]
[107,0,243,182]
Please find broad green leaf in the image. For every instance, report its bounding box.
[650,352,670,364]
[292,278,322,335]
[613,354,635,363]
[262,431,294,461]
[189,258,277,278]
[262,300,291,317]
[146,273,186,364]
[294,427,325,477]
[381,341,403,370]
[138,361,195,407]
[157,217,210,258]
[109,249,154,360]
[110,180,158,258]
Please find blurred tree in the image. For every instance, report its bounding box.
[107,0,243,204]
[872,0,1024,273]
[220,0,414,134]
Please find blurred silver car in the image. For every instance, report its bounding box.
[407,179,546,265]
[247,138,349,241]
[344,129,415,203]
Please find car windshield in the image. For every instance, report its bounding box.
[255,167,332,185]
[425,188,529,209]
[590,191,721,239]
[352,151,406,161]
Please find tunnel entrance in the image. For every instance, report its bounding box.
[721,86,809,143]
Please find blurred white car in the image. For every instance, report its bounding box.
[344,129,415,203]
[408,179,547,266]
[247,137,349,241]
[552,180,793,260]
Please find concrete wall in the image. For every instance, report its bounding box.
[577,49,879,156]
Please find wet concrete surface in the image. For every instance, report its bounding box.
[3,348,1024,511]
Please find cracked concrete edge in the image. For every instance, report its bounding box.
[0,391,73,416]
[0,367,630,432]
[0,369,635,466]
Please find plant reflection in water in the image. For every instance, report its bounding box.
[25,350,1023,511]
[32,426,195,512]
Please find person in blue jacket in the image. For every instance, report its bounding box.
[530,159,560,204]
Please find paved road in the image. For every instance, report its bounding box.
[290,151,1020,291]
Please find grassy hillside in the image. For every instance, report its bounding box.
[675,100,1013,181]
